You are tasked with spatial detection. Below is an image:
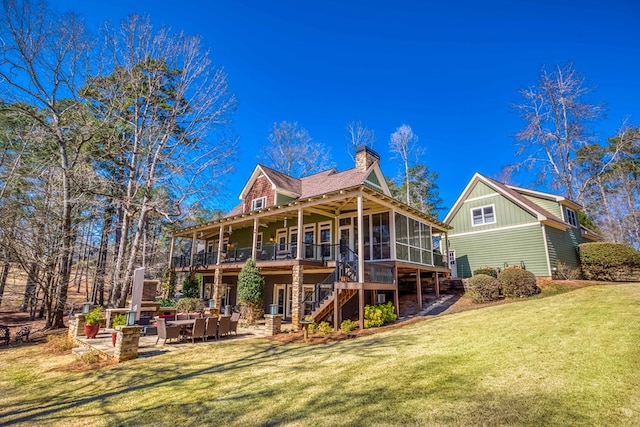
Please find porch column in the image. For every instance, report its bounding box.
[291,265,304,330]
[297,207,304,259]
[212,268,222,310]
[168,236,175,268]
[252,218,259,260]
[417,268,422,310]
[216,226,224,264]
[435,272,440,298]
[357,193,364,282]
[358,283,365,330]
[190,231,197,268]
[333,288,340,331]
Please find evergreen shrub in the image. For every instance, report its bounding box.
[579,242,640,281]
[364,302,397,328]
[498,268,540,298]
[237,259,265,324]
[464,274,501,303]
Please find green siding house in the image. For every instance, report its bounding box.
[444,173,599,279]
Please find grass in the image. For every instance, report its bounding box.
[1,284,639,426]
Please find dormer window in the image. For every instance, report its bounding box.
[565,207,578,227]
[251,196,266,210]
[471,205,496,226]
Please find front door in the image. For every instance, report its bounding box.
[448,250,457,278]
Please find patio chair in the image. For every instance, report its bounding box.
[0,325,9,346]
[184,318,206,343]
[176,313,189,321]
[15,325,31,343]
[155,318,181,345]
[218,316,231,338]
[205,316,219,341]
[229,312,240,336]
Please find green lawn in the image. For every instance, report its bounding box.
[1,284,639,426]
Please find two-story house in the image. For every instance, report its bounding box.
[444,172,600,279]
[169,147,451,330]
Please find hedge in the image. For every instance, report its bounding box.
[464,274,501,303]
[579,242,640,281]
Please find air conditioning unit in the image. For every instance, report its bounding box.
[377,294,386,304]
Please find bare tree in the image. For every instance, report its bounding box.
[511,63,604,204]
[389,124,421,205]
[260,121,333,178]
[82,15,237,307]
[0,0,94,327]
[345,120,376,160]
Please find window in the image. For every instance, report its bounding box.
[394,213,432,264]
[304,225,315,259]
[251,196,266,210]
[319,222,332,258]
[565,207,578,227]
[256,232,263,250]
[471,205,495,226]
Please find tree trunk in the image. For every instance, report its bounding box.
[0,256,10,307]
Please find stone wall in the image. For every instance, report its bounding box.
[264,314,282,336]
[114,326,143,362]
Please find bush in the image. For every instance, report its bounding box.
[156,298,176,308]
[498,268,540,298]
[84,306,103,325]
[318,321,332,335]
[473,267,498,278]
[111,314,127,328]
[182,272,200,298]
[45,334,76,353]
[237,259,265,324]
[464,274,501,303]
[340,319,356,333]
[579,242,640,281]
[364,302,397,328]
[175,297,205,313]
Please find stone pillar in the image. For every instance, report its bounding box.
[68,314,86,339]
[114,325,143,362]
[291,265,304,330]
[212,268,222,309]
[264,314,282,336]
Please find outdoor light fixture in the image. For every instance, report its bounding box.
[283,217,287,227]
[228,225,232,234]
[82,302,91,315]
[126,310,137,326]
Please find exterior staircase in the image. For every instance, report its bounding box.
[310,287,358,323]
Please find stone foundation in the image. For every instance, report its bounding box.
[68,314,86,338]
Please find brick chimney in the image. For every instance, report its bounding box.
[355,146,380,171]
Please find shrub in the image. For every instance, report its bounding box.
[156,298,176,308]
[318,321,332,335]
[340,319,356,333]
[579,242,640,281]
[473,267,498,278]
[464,274,501,303]
[555,262,581,280]
[237,259,265,324]
[175,297,205,313]
[45,334,76,353]
[182,272,200,298]
[364,302,397,328]
[498,268,540,298]
[84,306,103,325]
[111,314,127,328]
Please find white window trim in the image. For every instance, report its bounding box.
[564,207,578,227]
[470,204,496,227]
[251,196,267,211]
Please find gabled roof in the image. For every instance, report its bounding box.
[238,161,390,211]
[443,172,573,229]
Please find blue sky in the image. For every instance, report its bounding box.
[52,0,640,219]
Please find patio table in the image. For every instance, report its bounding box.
[167,319,196,340]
